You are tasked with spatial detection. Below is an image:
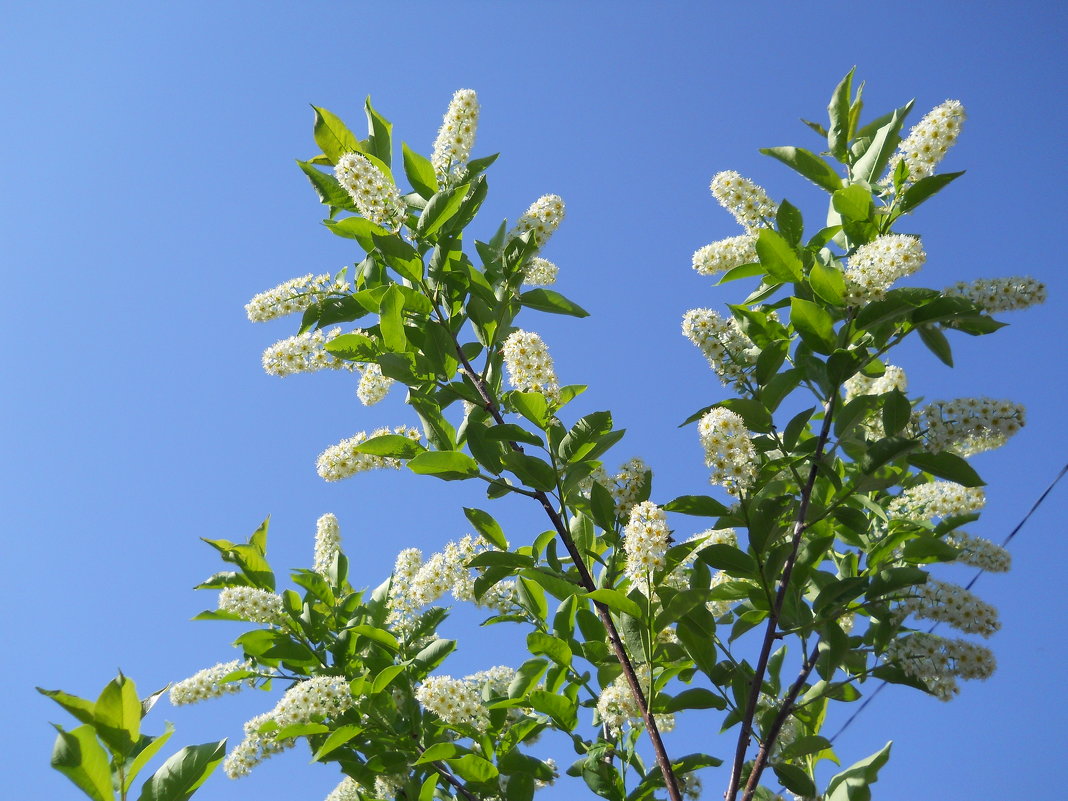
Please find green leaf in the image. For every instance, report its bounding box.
[527,690,578,731]
[809,258,846,306]
[755,228,803,283]
[559,411,613,463]
[372,665,405,693]
[94,673,141,756]
[447,754,499,783]
[415,742,463,764]
[417,185,469,237]
[828,68,855,159]
[349,624,400,653]
[907,452,985,487]
[902,537,960,564]
[881,389,911,436]
[716,397,773,433]
[760,146,843,192]
[463,507,508,549]
[507,391,550,429]
[791,297,837,354]
[867,567,927,599]
[484,423,544,447]
[468,551,536,570]
[662,495,730,517]
[585,589,643,620]
[660,688,727,713]
[372,233,423,282]
[296,160,354,212]
[402,142,438,199]
[717,262,766,284]
[412,638,457,673]
[519,567,583,600]
[124,724,175,792]
[858,436,916,474]
[527,632,572,667]
[50,724,116,801]
[135,740,227,801]
[519,289,590,317]
[37,687,96,727]
[853,107,909,183]
[310,724,363,762]
[825,741,892,801]
[917,324,953,366]
[774,764,817,797]
[354,433,426,459]
[776,200,804,244]
[407,451,480,481]
[324,217,392,252]
[311,106,361,163]
[696,544,758,577]
[832,184,873,222]
[363,96,393,167]
[378,285,406,353]
[502,451,557,491]
[899,171,965,214]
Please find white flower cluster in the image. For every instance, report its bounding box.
[356,362,394,406]
[915,397,1025,456]
[894,578,1000,637]
[682,308,759,388]
[508,194,565,251]
[843,364,908,403]
[522,257,559,286]
[843,234,926,304]
[225,677,353,779]
[945,530,1011,573]
[623,501,672,593]
[316,425,421,482]
[502,329,560,400]
[385,548,424,633]
[595,665,674,738]
[706,569,737,618]
[709,171,777,232]
[607,457,650,518]
[245,272,350,323]
[679,774,703,801]
[373,775,405,800]
[416,674,490,732]
[658,529,737,593]
[699,408,758,494]
[885,632,995,701]
[262,327,358,377]
[431,88,479,182]
[887,99,966,184]
[223,711,296,778]
[313,513,342,576]
[169,659,252,706]
[218,587,286,626]
[945,276,1047,314]
[887,481,986,521]
[324,777,361,801]
[334,152,407,231]
[692,234,758,277]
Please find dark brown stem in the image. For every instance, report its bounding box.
[449,331,682,801]
[740,641,821,801]
[724,393,837,801]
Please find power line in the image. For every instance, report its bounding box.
[826,460,1068,744]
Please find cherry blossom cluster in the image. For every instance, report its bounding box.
[887,480,986,521]
[708,170,777,232]
[887,99,966,184]
[502,329,560,400]
[682,308,759,388]
[356,362,394,406]
[245,272,349,323]
[316,425,422,482]
[169,659,252,706]
[313,513,342,576]
[885,632,995,701]
[945,275,1047,314]
[623,501,672,593]
[223,711,296,778]
[945,530,1011,573]
[915,396,1025,456]
[607,457,650,517]
[699,408,759,494]
[894,578,1000,637]
[658,528,737,592]
[431,88,479,183]
[691,233,758,277]
[261,327,358,377]
[522,257,559,286]
[595,664,674,738]
[843,234,927,303]
[843,364,908,403]
[334,151,407,230]
[218,586,286,625]
[507,194,565,252]
[415,674,491,732]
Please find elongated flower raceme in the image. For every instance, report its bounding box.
[218,587,286,625]
[894,578,1000,637]
[416,674,490,732]
[698,408,758,494]
[431,88,478,182]
[945,530,1011,572]
[692,233,757,277]
[507,194,565,251]
[502,329,560,400]
[945,276,1047,313]
[595,664,674,738]
[313,513,342,576]
[245,272,350,322]
[885,632,995,701]
[223,712,295,778]
[522,256,559,286]
[262,327,358,377]
[709,171,777,232]
[887,481,986,521]
[169,659,252,706]
[316,425,421,482]
[682,308,759,388]
[915,397,1025,456]
[623,501,671,593]
[843,234,926,303]
[843,364,908,403]
[334,151,407,230]
[356,362,393,406]
[887,99,966,184]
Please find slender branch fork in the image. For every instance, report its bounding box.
[446,328,683,801]
[724,393,838,801]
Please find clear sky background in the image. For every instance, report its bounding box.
[3,2,1066,799]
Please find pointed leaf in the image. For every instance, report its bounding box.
[760,147,843,192]
[407,451,480,481]
[402,142,438,199]
[50,724,115,801]
[519,289,590,318]
[311,106,361,163]
[135,740,227,801]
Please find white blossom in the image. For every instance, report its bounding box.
[692,234,758,277]
[218,587,285,625]
[262,327,358,377]
[843,364,908,403]
[245,272,350,323]
[608,457,650,518]
[699,408,759,494]
[502,329,560,400]
[709,170,777,232]
[844,234,926,303]
[894,578,999,637]
[313,513,342,576]
[887,99,966,184]
[595,665,673,738]
[507,194,565,251]
[885,631,994,701]
[522,257,559,286]
[945,530,1011,573]
[416,675,489,732]
[945,276,1047,314]
[682,308,759,388]
[316,425,422,482]
[334,152,407,231]
[169,659,252,706]
[431,88,479,182]
[623,501,672,593]
[915,397,1025,456]
[888,481,986,521]
[356,362,394,406]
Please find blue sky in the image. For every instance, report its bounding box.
[3,2,1066,799]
